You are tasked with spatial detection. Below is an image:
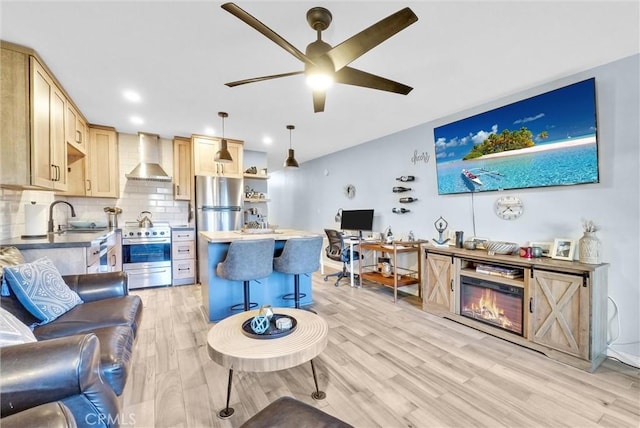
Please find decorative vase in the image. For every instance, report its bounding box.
[579,231,600,264]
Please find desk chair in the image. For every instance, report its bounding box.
[216,238,275,311]
[273,236,323,309]
[323,229,359,287]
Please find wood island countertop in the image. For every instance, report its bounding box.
[199,229,321,243]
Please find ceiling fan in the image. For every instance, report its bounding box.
[221,2,418,113]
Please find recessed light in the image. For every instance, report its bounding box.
[204,127,215,136]
[130,116,144,125]
[123,90,141,103]
[262,136,273,145]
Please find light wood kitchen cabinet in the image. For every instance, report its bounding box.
[107,230,122,272]
[1,41,81,191]
[87,125,119,198]
[65,102,87,155]
[423,252,455,313]
[173,136,192,200]
[529,269,590,360]
[192,135,243,178]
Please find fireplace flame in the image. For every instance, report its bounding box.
[463,288,514,329]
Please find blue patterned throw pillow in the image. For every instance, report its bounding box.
[3,257,83,325]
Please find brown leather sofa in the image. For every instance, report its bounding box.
[1,271,142,395]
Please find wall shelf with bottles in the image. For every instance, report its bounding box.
[243,173,269,180]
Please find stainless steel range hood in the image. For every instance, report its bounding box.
[126,132,172,182]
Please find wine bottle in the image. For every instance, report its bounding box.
[392,186,412,193]
[392,207,410,214]
[396,175,415,182]
[399,197,418,203]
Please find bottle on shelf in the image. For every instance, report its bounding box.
[392,207,410,214]
[395,175,415,182]
[392,186,412,193]
[399,197,418,203]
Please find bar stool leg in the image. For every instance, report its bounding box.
[243,280,250,311]
[310,359,326,400]
[218,369,235,418]
[294,274,300,309]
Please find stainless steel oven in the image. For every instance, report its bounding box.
[122,222,171,289]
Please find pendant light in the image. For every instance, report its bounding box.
[284,124,299,168]
[214,111,233,163]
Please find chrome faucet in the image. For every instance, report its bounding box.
[48,201,77,233]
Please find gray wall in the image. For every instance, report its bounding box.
[268,54,640,361]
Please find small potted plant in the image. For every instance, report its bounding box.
[579,219,600,264]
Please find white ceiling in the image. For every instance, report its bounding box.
[1,1,638,170]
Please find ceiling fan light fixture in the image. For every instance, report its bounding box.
[306,72,333,91]
[215,111,233,163]
[284,124,299,168]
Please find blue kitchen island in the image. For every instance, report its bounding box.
[198,229,322,321]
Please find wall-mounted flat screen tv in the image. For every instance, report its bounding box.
[433,78,599,195]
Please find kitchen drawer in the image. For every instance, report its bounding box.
[172,229,195,241]
[172,240,195,260]
[173,259,195,285]
[86,242,101,267]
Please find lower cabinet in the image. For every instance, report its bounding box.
[422,252,455,313]
[422,245,607,371]
[172,228,195,285]
[529,270,589,359]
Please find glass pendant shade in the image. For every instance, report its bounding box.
[284,124,299,168]
[215,112,233,163]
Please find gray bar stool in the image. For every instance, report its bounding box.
[273,236,323,309]
[216,238,275,311]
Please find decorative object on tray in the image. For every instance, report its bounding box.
[550,238,576,261]
[384,226,394,244]
[432,216,450,245]
[578,220,600,264]
[529,241,552,257]
[242,314,297,339]
[408,230,415,241]
[463,240,476,250]
[484,241,519,255]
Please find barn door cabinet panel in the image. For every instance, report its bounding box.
[192,135,244,178]
[422,252,455,313]
[421,245,607,371]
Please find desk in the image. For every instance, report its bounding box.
[207,308,329,418]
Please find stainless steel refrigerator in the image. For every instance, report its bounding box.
[195,175,243,232]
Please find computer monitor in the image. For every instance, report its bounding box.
[340,209,374,234]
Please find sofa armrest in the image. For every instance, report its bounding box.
[0,334,119,425]
[63,272,128,302]
[1,402,77,428]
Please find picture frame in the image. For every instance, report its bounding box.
[551,238,576,261]
[529,241,553,257]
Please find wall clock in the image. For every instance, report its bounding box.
[494,196,524,220]
[344,184,356,199]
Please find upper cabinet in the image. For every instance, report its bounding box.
[192,135,243,178]
[87,125,119,198]
[173,136,192,200]
[65,102,87,155]
[1,42,82,191]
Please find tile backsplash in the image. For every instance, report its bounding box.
[0,132,191,240]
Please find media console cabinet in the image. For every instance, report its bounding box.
[421,244,608,372]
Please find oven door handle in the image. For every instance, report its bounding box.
[126,267,170,276]
[123,238,171,245]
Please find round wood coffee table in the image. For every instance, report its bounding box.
[207,308,329,419]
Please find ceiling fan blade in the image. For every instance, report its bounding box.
[221,3,315,67]
[313,90,326,113]
[335,67,413,95]
[326,7,418,71]
[225,71,304,87]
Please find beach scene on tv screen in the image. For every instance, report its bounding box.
[433,78,599,195]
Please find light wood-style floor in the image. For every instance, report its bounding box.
[121,271,639,428]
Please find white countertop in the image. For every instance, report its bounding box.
[199,229,320,243]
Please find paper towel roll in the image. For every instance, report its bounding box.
[24,203,47,237]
